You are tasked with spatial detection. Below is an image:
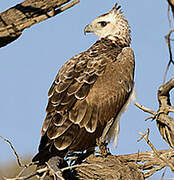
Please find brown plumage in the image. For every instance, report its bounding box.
[33,3,135,163]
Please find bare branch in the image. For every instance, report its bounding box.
[138,129,174,172]
[2,137,174,180]
[167,0,174,18]
[134,102,156,115]
[0,136,24,168]
[0,0,80,48]
[167,4,172,27]
[135,78,174,149]
[163,29,174,83]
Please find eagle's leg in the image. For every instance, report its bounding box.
[67,148,95,165]
[96,118,114,156]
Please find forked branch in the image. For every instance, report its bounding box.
[135,77,174,149]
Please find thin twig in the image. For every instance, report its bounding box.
[161,167,167,180]
[168,4,172,27]
[48,0,80,16]
[0,136,24,167]
[16,162,34,178]
[145,116,154,121]
[56,0,80,13]
[45,162,64,180]
[3,172,38,180]
[134,102,156,115]
[163,29,174,83]
[144,165,164,179]
[139,129,158,154]
[139,129,174,172]
[135,150,140,164]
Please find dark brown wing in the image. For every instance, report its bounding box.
[39,40,113,152]
[38,39,134,154]
[69,47,135,151]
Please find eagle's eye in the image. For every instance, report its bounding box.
[99,21,107,27]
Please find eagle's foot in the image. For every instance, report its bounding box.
[96,138,110,157]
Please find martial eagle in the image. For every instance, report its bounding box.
[33,3,135,163]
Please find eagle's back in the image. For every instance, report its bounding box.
[33,38,134,162]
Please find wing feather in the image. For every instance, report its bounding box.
[54,124,79,150]
[52,113,67,126]
[49,91,65,105]
[79,105,93,128]
[67,82,83,95]
[38,39,135,154]
[83,74,98,84]
[75,83,90,100]
[55,79,73,93]
[48,83,55,98]
[85,104,98,133]
[69,100,88,124]
[60,94,76,105]
[47,119,72,139]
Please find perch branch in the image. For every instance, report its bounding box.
[2,147,174,179]
[2,138,174,180]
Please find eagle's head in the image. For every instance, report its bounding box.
[84,3,131,46]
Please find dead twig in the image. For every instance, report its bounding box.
[167,4,172,27]
[0,136,38,180]
[139,129,174,172]
[3,171,38,180]
[0,136,24,168]
[135,77,174,148]
[160,167,167,180]
[164,29,174,83]
[167,0,174,18]
[134,102,156,116]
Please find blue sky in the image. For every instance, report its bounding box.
[0,0,173,179]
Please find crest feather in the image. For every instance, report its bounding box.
[110,3,122,14]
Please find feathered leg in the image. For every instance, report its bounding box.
[96,118,114,156]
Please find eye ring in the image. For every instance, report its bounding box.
[99,21,107,27]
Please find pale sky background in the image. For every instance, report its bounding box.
[0,0,173,179]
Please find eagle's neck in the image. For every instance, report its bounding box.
[99,38,128,49]
[103,35,131,47]
[88,38,125,62]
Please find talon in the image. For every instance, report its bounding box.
[96,138,110,157]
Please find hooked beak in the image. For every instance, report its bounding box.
[84,24,93,35]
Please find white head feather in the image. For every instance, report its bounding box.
[84,4,131,46]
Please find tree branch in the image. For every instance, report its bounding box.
[135,77,174,149]
[2,129,174,179]
[163,29,174,83]
[167,0,174,18]
[0,0,80,48]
